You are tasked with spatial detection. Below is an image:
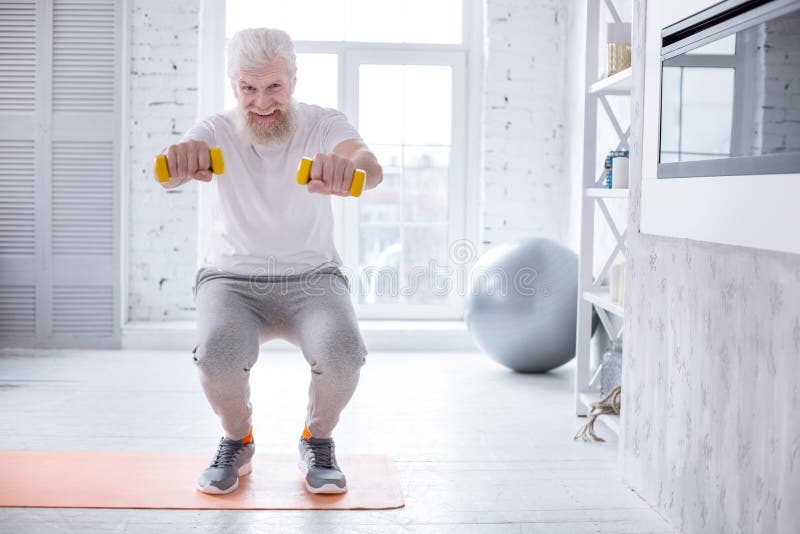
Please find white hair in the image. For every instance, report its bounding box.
[226,28,297,79]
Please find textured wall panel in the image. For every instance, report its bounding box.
[621,2,800,532]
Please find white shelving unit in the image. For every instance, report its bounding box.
[574,0,632,437]
[588,67,632,94]
[585,187,629,199]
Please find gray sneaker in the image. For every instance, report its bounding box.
[298,436,347,494]
[196,437,255,495]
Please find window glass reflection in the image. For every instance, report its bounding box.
[660,9,800,164]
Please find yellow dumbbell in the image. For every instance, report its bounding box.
[154,147,225,183]
[296,157,366,197]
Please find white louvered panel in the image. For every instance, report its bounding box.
[0,0,36,111]
[0,139,35,255]
[52,285,113,336]
[53,0,115,112]
[52,140,113,255]
[0,284,35,336]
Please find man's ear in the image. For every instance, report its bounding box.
[290,76,297,96]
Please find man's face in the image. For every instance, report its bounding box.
[233,58,297,144]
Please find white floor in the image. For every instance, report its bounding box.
[0,349,676,533]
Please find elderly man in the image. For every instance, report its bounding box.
[156,28,382,495]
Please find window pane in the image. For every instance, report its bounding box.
[359,64,452,145]
[402,225,449,305]
[344,0,461,44]
[226,0,345,40]
[226,0,278,38]
[403,66,452,145]
[357,224,450,305]
[344,0,404,43]
[398,0,462,44]
[360,145,402,223]
[282,1,346,41]
[680,67,734,158]
[359,225,400,304]
[294,54,338,109]
[358,65,404,144]
[226,0,461,44]
[403,146,449,222]
[357,63,453,304]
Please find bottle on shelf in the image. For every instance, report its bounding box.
[601,339,622,395]
[603,149,629,188]
[607,22,632,76]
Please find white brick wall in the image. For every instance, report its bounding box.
[127,0,201,321]
[481,0,570,249]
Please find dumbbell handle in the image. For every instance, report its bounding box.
[296,157,366,197]
[154,147,225,183]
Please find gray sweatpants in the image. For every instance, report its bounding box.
[192,266,367,441]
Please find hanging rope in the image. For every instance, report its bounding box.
[574,385,621,442]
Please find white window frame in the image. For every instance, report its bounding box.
[197,0,483,319]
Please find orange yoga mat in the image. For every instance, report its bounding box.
[0,451,404,510]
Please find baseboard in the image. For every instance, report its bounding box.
[122,320,479,352]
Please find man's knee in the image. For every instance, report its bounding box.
[309,346,366,378]
[193,323,258,377]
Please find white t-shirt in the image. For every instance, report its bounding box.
[181,103,362,276]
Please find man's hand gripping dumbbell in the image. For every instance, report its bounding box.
[155,143,365,197]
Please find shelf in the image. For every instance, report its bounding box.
[585,187,629,198]
[583,289,624,317]
[578,392,620,437]
[588,68,632,95]
[576,1,632,419]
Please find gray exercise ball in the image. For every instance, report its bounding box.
[464,238,578,373]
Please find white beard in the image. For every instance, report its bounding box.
[234,99,298,146]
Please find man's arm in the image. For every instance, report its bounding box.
[332,139,383,191]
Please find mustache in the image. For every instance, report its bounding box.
[234,98,297,145]
[246,105,284,115]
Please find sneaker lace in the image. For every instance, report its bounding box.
[308,441,334,469]
[211,439,243,468]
